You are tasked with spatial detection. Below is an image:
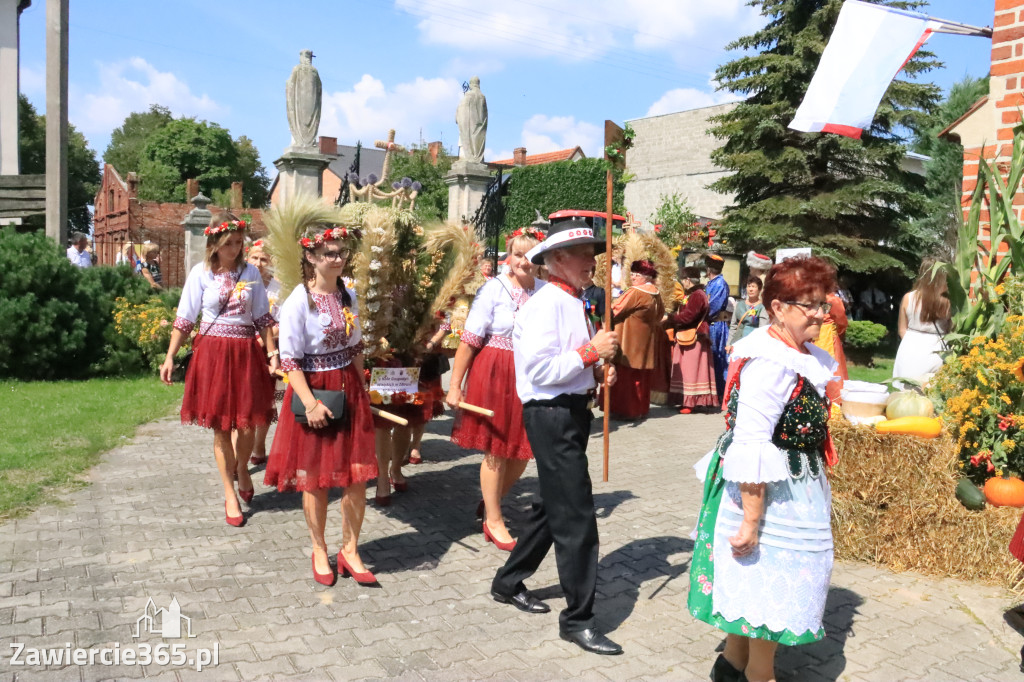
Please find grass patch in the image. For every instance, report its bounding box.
[848,357,895,384]
[0,377,182,520]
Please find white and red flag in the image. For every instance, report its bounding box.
[790,0,941,139]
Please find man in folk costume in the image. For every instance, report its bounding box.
[705,254,730,402]
[490,216,623,655]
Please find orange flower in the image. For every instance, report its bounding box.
[1014,357,1024,383]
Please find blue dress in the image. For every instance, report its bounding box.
[705,274,729,399]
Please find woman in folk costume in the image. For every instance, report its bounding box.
[668,266,719,414]
[264,226,379,586]
[159,213,278,527]
[607,259,665,420]
[688,256,840,682]
[244,238,283,467]
[447,227,545,551]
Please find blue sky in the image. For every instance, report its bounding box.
[15,0,995,177]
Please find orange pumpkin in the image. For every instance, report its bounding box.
[983,476,1024,507]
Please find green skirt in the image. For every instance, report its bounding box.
[687,442,824,645]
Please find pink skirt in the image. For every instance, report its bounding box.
[181,335,276,431]
[451,345,533,460]
[264,365,378,492]
[669,337,719,408]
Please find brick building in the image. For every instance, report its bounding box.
[939,0,1022,261]
[92,165,266,288]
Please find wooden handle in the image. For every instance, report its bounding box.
[458,401,495,418]
[371,407,409,426]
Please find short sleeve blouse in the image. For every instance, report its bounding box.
[278,285,363,373]
[461,276,545,349]
[173,263,274,337]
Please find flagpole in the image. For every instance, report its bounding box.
[929,20,992,38]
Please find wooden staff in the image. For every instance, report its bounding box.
[458,401,495,418]
[602,123,620,483]
[371,407,408,426]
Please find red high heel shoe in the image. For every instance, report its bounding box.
[250,454,268,466]
[483,521,516,552]
[225,502,245,527]
[391,478,409,493]
[238,487,254,504]
[679,407,692,415]
[312,553,336,586]
[337,551,378,585]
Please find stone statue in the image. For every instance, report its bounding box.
[286,50,322,149]
[456,76,487,164]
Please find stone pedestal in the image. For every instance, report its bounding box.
[181,192,212,276]
[273,146,331,204]
[445,160,492,224]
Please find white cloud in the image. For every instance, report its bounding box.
[485,147,514,162]
[645,87,741,117]
[520,114,602,157]
[18,64,45,97]
[320,74,462,146]
[394,0,756,63]
[72,57,222,135]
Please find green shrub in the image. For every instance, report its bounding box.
[0,228,152,379]
[501,158,626,233]
[846,320,888,349]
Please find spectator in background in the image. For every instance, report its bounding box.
[138,243,163,290]
[582,265,605,330]
[610,253,625,298]
[859,284,889,324]
[481,259,495,281]
[729,276,768,344]
[893,259,951,384]
[67,232,92,268]
[116,242,141,269]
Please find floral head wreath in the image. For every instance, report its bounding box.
[246,238,264,254]
[299,226,363,249]
[204,219,248,236]
[505,226,546,246]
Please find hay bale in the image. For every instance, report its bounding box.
[830,418,1024,590]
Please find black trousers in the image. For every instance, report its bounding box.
[491,395,598,633]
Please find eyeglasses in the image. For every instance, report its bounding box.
[783,300,831,314]
[320,249,351,262]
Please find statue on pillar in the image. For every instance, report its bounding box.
[285,50,322,149]
[456,77,487,164]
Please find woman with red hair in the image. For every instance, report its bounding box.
[607,259,664,419]
[688,256,840,682]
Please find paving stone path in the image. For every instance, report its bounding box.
[1,404,1023,681]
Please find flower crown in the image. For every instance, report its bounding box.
[506,227,546,245]
[204,219,248,236]
[246,239,264,254]
[299,226,362,249]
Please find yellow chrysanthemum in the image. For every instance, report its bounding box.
[1014,358,1024,383]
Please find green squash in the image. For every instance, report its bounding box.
[956,478,986,511]
[886,391,935,420]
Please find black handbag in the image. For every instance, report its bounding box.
[291,388,347,424]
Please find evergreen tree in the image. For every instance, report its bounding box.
[17,95,100,234]
[912,75,989,256]
[710,0,940,274]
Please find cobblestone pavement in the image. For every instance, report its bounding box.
[2,404,1023,681]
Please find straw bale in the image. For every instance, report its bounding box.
[830,418,1024,591]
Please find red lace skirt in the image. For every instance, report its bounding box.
[450,345,532,460]
[180,335,276,431]
[264,365,378,492]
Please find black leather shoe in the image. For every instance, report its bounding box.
[711,654,744,682]
[559,628,623,655]
[490,589,550,613]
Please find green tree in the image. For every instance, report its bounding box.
[911,74,990,256]
[501,158,625,233]
[650,193,700,248]
[102,104,173,175]
[710,0,940,274]
[17,95,100,234]
[105,111,271,207]
[385,144,454,222]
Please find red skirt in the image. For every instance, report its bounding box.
[669,337,719,408]
[264,365,378,492]
[451,345,532,460]
[608,365,653,419]
[1011,514,1024,563]
[181,335,276,431]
